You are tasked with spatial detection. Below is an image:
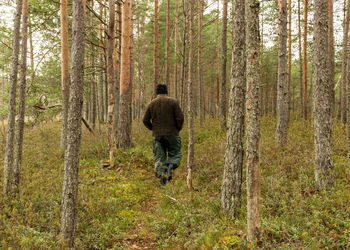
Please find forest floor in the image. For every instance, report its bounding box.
[0,115,350,249]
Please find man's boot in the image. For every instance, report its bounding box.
[167,164,176,181]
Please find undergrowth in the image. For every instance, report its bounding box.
[0,116,349,249]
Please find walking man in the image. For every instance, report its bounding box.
[143,84,184,184]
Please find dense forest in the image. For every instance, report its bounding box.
[0,0,349,248]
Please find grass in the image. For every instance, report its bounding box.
[0,115,349,249]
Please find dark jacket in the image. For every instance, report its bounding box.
[143,95,184,136]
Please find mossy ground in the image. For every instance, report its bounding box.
[0,115,349,249]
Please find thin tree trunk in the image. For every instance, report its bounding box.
[113,0,121,144]
[198,0,204,127]
[298,0,303,117]
[174,0,179,99]
[187,0,195,190]
[276,0,289,147]
[216,0,220,115]
[246,0,261,241]
[98,0,104,123]
[60,0,70,148]
[303,0,308,120]
[13,0,28,192]
[288,0,292,118]
[220,0,228,129]
[107,0,116,164]
[180,0,187,110]
[313,0,334,189]
[221,0,245,216]
[3,0,23,194]
[60,0,86,246]
[118,0,133,149]
[328,0,335,116]
[154,0,159,98]
[165,0,170,89]
[341,0,350,124]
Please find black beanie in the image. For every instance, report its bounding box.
[156,84,168,95]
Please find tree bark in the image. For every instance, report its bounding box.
[165,0,170,89]
[216,0,220,115]
[328,0,335,116]
[198,0,204,127]
[245,0,261,241]
[98,0,104,124]
[180,0,187,111]
[221,0,245,216]
[298,0,303,117]
[276,0,289,147]
[220,0,228,129]
[303,0,308,120]
[174,0,179,99]
[3,0,23,194]
[313,0,335,189]
[187,0,195,190]
[13,0,28,192]
[288,0,292,118]
[60,0,86,246]
[118,0,133,149]
[154,0,159,98]
[107,0,116,164]
[341,0,350,124]
[60,0,70,148]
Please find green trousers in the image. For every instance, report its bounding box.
[153,136,182,175]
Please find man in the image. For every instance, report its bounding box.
[143,84,184,184]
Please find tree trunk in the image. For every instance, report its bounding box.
[98,1,104,124]
[113,0,121,145]
[165,0,170,89]
[221,0,245,216]
[298,0,303,118]
[60,0,86,246]
[13,0,28,192]
[313,0,334,189]
[328,0,335,116]
[216,0,220,115]
[107,0,116,164]
[174,0,179,99]
[276,0,289,147]
[303,0,308,120]
[341,0,350,124]
[3,0,23,194]
[245,0,261,241]
[180,0,187,110]
[118,0,133,149]
[187,0,195,190]
[60,0,70,148]
[288,0,292,118]
[154,0,159,98]
[220,0,228,129]
[198,0,204,127]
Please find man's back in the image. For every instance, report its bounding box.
[143,95,184,136]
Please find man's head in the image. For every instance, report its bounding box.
[156,84,168,95]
